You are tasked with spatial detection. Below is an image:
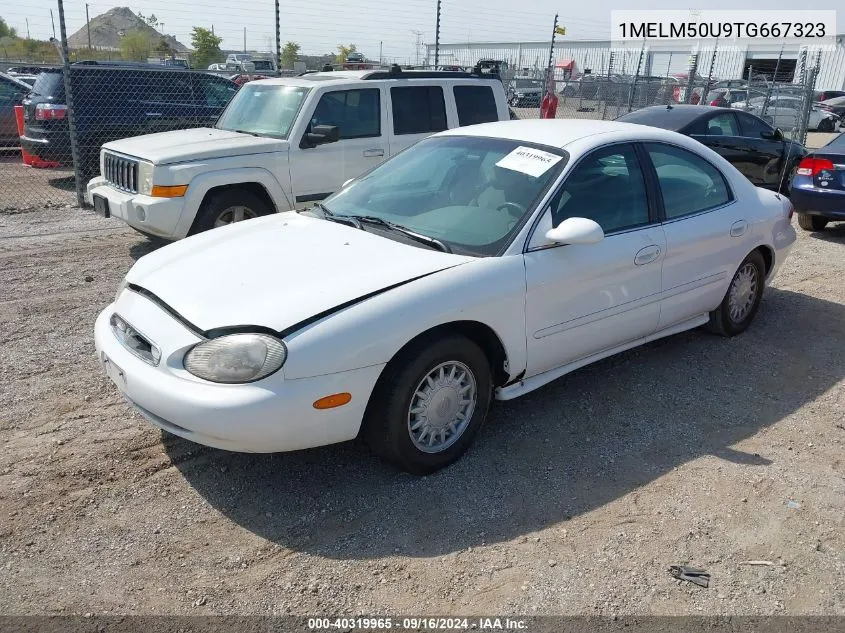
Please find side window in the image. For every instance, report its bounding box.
[549,143,650,234]
[704,113,739,136]
[144,73,193,104]
[390,86,447,135]
[736,112,773,138]
[200,78,237,108]
[453,85,498,126]
[645,143,732,220]
[310,88,380,139]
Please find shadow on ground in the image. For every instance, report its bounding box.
[167,288,844,559]
[809,222,845,244]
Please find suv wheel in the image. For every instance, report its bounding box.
[190,189,273,235]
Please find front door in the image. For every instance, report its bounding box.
[289,87,387,207]
[523,143,665,376]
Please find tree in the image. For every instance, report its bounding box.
[0,16,18,38]
[191,27,223,69]
[120,29,154,61]
[280,41,300,69]
[154,37,173,57]
[335,43,357,64]
[136,11,160,29]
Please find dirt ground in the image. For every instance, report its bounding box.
[0,205,843,617]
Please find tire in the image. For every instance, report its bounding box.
[797,213,829,232]
[706,250,766,337]
[817,118,835,132]
[189,188,273,235]
[362,334,492,475]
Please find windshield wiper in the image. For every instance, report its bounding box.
[348,215,452,253]
[310,202,362,229]
[229,128,262,137]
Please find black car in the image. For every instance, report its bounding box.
[21,64,238,174]
[617,104,806,193]
[789,133,845,231]
[0,72,31,146]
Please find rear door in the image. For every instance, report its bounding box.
[687,111,759,182]
[138,71,199,134]
[289,86,387,206]
[387,84,448,156]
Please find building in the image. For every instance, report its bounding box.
[426,36,845,89]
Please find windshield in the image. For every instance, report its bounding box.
[215,84,308,138]
[322,136,567,257]
[514,79,541,90]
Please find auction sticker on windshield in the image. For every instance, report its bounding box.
[496,146,563,178]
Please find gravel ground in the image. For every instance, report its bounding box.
[0,205,843,617]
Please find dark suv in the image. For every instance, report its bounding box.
[21,64,238,174]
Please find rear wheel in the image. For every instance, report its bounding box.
[797,213,829,232]
[706,251,766,337]
[190,188,272,235]
[362,334,492,475]
[817,118,835,132]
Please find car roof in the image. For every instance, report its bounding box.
[250,69,500,88]
[435,118,690,148]
[822,95,845,105]
[615,104,735,131]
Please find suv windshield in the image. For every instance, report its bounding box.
[323,136,567,256]
[216,84,308,138]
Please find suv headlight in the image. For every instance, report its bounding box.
[137,161,154,196]
[184,333,287,383]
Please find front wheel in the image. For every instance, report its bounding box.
[797,213,829,231]
[362,334,492,475]
[189,188,273,235]
[706,251,766,337]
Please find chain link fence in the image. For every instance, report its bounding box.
[2,29,842,212]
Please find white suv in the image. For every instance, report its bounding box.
[86,68,510,240]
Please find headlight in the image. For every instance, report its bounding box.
[137,161,154,196]
[184,333,287,383]
[115,277,129,303]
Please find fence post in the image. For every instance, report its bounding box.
[626,40,645,113]
[274,0,281,73]
[701,40,718,105]
[684,50,699,104]
[761,45,783,118]
[57,0,85,207]
[434,0,441,68]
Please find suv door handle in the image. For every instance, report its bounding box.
[730,220,747,237]
[363,148,384,158]
[634,245,661,266]
[145,112,162,117]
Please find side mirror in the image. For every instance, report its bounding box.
[301,124,340,149]
[761,128,783,141]
[545,217,604,245]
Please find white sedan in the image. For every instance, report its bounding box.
[94,120,797,474]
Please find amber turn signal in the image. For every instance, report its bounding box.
[151,184,189,198]
[313,392,352,409]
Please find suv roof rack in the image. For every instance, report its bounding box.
[362,64,485,80]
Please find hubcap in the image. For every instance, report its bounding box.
[215,206,258,227]
[407,361,477,454]
[728,263,758,323]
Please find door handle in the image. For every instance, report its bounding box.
[145,112,162,117]
[634,245,661,266]
[730,220,747,237]
[363,148,384,158]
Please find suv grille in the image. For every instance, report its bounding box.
[103,152,139,194]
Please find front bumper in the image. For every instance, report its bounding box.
[87,176,186,239]
[94,290,385,452]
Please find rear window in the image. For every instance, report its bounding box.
[31,72,65,99]
[453,85,498,126]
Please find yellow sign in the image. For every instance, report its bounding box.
[555,25,567,36]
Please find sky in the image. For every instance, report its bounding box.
[6,0,844,64]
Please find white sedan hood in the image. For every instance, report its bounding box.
[125,212,474,333]
[102,128,287,165]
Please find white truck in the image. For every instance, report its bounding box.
[86,68,510,240]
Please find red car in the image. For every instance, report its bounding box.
[229,74,270,87]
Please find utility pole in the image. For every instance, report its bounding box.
[243,27,247,53]
[50,10,56,39]
[379,41,383,67]
[85,4,91,49]
[434,0,442,68]
[26,18,31,39]
[411,30,423,66]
